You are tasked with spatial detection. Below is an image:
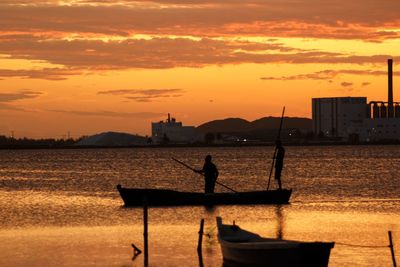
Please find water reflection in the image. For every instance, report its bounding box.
[275,205,285,240]
[0,147,400,266]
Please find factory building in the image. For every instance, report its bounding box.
[312,97,367,138]
[151,114,203,144]
[312,59,400,142]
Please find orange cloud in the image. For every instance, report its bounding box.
[1,1,400,41]
[0,68,81,80]
[260,69,400,81]
[341,81,353,87]
[0,103,31,111]
[47,109,165,118]
[0,35,397,77]
[0,0,399,82]
[361,82,371,87]
[0,90,43,102]
[98,88,185,102]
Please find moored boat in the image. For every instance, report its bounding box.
[117,185,292,207]
[217,217,334,267]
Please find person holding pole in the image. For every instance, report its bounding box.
[266,107,286,190]
[274,140,285,190]
[194,155,219,194]
[172,157,237,193]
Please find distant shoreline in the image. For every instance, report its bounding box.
[1,141,399,149]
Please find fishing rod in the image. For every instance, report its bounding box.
[267,106,285,190]
[171,157,238,193]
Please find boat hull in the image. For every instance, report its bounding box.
[117,185,292,206]
[217,217,334,267]
[220,240,334,267]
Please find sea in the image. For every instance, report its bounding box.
[0,145,399,267]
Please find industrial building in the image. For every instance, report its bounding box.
[312,59,400,142]
[151,114,203,144]
[312,97,367,138]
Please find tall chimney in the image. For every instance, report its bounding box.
[168,113,171,122]
[388,59,394,118]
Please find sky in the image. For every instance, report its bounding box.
[0,0,400,138]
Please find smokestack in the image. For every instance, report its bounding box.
[388,59,394,118]
[167,113,171,122]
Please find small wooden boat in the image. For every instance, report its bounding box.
[117,185,292,207]
[217,217,334,267]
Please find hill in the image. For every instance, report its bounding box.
[250,117,312,132]
[75,131,148,146]
[197,117,312,133]
[196,118,251,133]
[197,117,312,141]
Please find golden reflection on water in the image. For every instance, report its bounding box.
[1,146,400,266]
[0,206,399,267]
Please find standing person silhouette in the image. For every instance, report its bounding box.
[194,155,219,194]
[274,140,285,190]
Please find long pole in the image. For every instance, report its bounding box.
[267,107,285,190]
[172,157,238,193]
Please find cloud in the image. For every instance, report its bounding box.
[0,90,43,102]
[125,95,184,102]
[0,35,397,75]
[0,36,306,70]
[261,70,336,81]
[47,109,165,118]
[98,88,183,96]
[0,68,81,80]
[0,103,31,111]
[97,88,185,102]
[341,82,353,87]
[260,69,400,81]
[0,1,399,79]
[1,1,400,41]
[361,82,371,87]
[0,90,42,113]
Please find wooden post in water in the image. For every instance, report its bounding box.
[143,200,149,267]
[197,218,205,252]
[197,219,205,267]
[389,231,397,267]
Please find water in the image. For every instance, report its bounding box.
[0,146,399,266]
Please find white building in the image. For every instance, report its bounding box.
[151,114,203,144]
[312,97,367,138]
[312,97,400,141]
[312,59,400,142]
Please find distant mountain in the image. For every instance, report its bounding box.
[196,118,251,133]
[250,117,312,132]
[197,117,312,140]
[75,131,147,146]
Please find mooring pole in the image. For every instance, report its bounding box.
[389,231,397,267]
[197,218,205,253]
[143,200,149,267]
[197,218,205,267]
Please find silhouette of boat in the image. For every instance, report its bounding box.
[117,185,292,207]
[217,217,334,267]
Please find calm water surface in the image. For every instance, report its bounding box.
[0,146,399,266]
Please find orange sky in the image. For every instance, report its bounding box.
[0,0,400,138]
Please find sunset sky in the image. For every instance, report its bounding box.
[1,0,400,138]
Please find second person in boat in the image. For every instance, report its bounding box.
[194,155,219,194]
[274,140,285,190]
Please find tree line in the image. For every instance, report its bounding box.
[0,135,82,148]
